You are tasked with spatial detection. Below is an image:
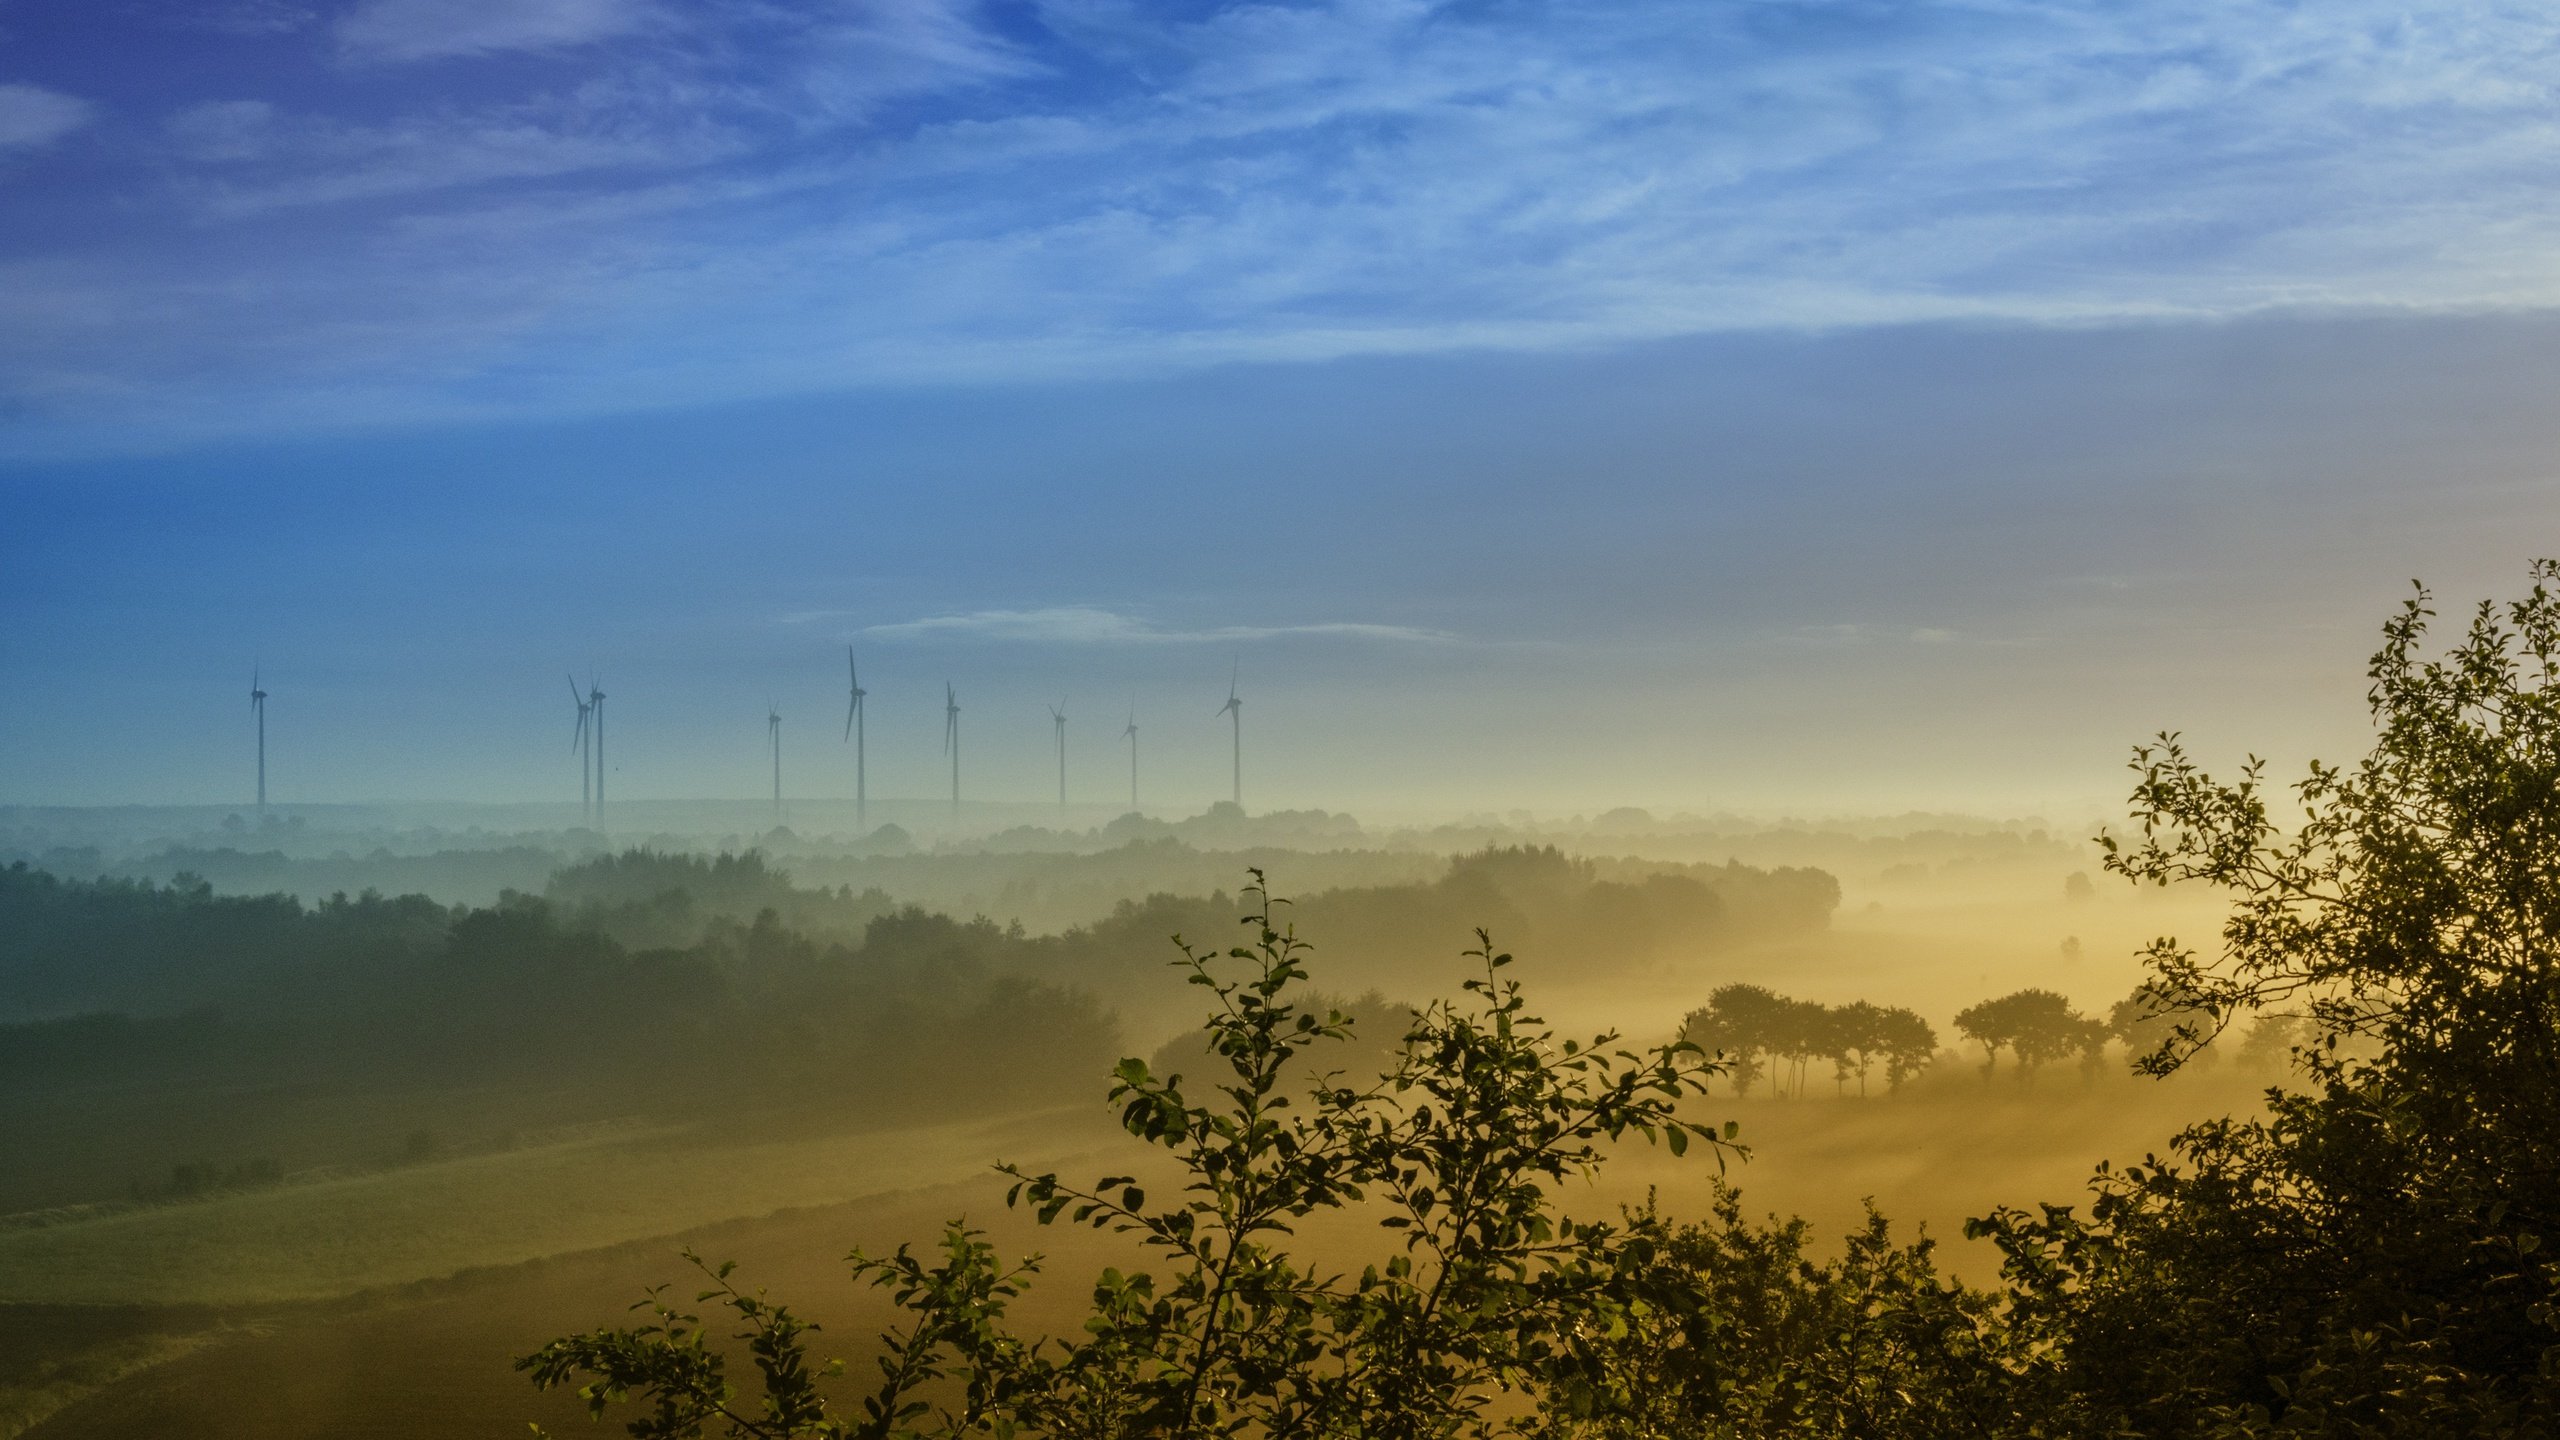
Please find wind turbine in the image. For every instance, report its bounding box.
[768,702,783,823]
[589,677,607,821]
[1215,660,1242,809]
[943,683,961,815]
[843,648,867,832]
[569,674,593,821]
[1122,701,1138,812]
[249,666,268,820]
[1050,702,1068,812]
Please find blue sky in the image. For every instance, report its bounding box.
[5,1,2560,815]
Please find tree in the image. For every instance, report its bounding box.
[1955,990,2088,1087]
[1950,994,2017,1080]
[1875,1007,1939,1093]
[1830,1000,1888,1096]
[1976,563,2560,1434]
[2235,1013,2310,1073]
[2105,978,2219,1075]
[523,874,1737,1439]
[1681,983,1784,1098]
[2001,991,2087,1086]
[1776,996,1834,1099]
[2072,1016,2109,1087]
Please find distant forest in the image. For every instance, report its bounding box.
[0,842,1837,1215]
[0,808,2058,927]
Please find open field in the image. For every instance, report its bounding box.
[10,1055,2273,1438]
[0,1107,1118,1309]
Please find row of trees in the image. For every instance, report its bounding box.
[1679,985,1938,1096]
[1679,980,2239,1098]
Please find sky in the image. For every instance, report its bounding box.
[5,0,2560,818]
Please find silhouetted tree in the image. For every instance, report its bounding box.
[1829,999,1888,1095]
[1875,1007,1939,1093]
[1682,983,1784,1098]
[1954,989,2088,1086]
[1952,995,2010,1079]
[1978,563,2560,1433]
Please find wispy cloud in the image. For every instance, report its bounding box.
[840,606,1454,646]
[161,96,740,215]
[1780,623,2010,648]
[335,0,664,64]
[0,83,92,152]
[12,0,2560,449]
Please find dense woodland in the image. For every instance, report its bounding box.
[0,838,1839,1216]
[0,861,1114,1133]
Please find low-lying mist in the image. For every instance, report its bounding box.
[0,803,2226,1438]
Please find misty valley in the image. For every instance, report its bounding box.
[5,790,2262,1437]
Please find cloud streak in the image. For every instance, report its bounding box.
[843,607,1455,647]
[334,0,663,63]
[10,0,2560,449]
[0,83,93,152]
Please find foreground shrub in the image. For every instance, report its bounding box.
[1532,1188,2018,1440]
[524,875,1734,1439]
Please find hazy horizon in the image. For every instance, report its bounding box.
[10,314,2550,814]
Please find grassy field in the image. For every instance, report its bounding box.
[10,1061,2272,1440]
[0,1106,1118,1308]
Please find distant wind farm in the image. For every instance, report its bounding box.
[225,649,1284,829]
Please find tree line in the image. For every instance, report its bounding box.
[0,838,1842,1212]
[1680,985,1938,1096]
[1678,980,2265,1099]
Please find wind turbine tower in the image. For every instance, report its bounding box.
[768,703,783,822]
[843,648,867,832]
[1215,661,1243,809]
[589,678,607,822]
[943,683,961,815]
[569,674,593,820]
[1049,703,1070,811]
[1122,703,1138,812]
[250,667,268,820]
